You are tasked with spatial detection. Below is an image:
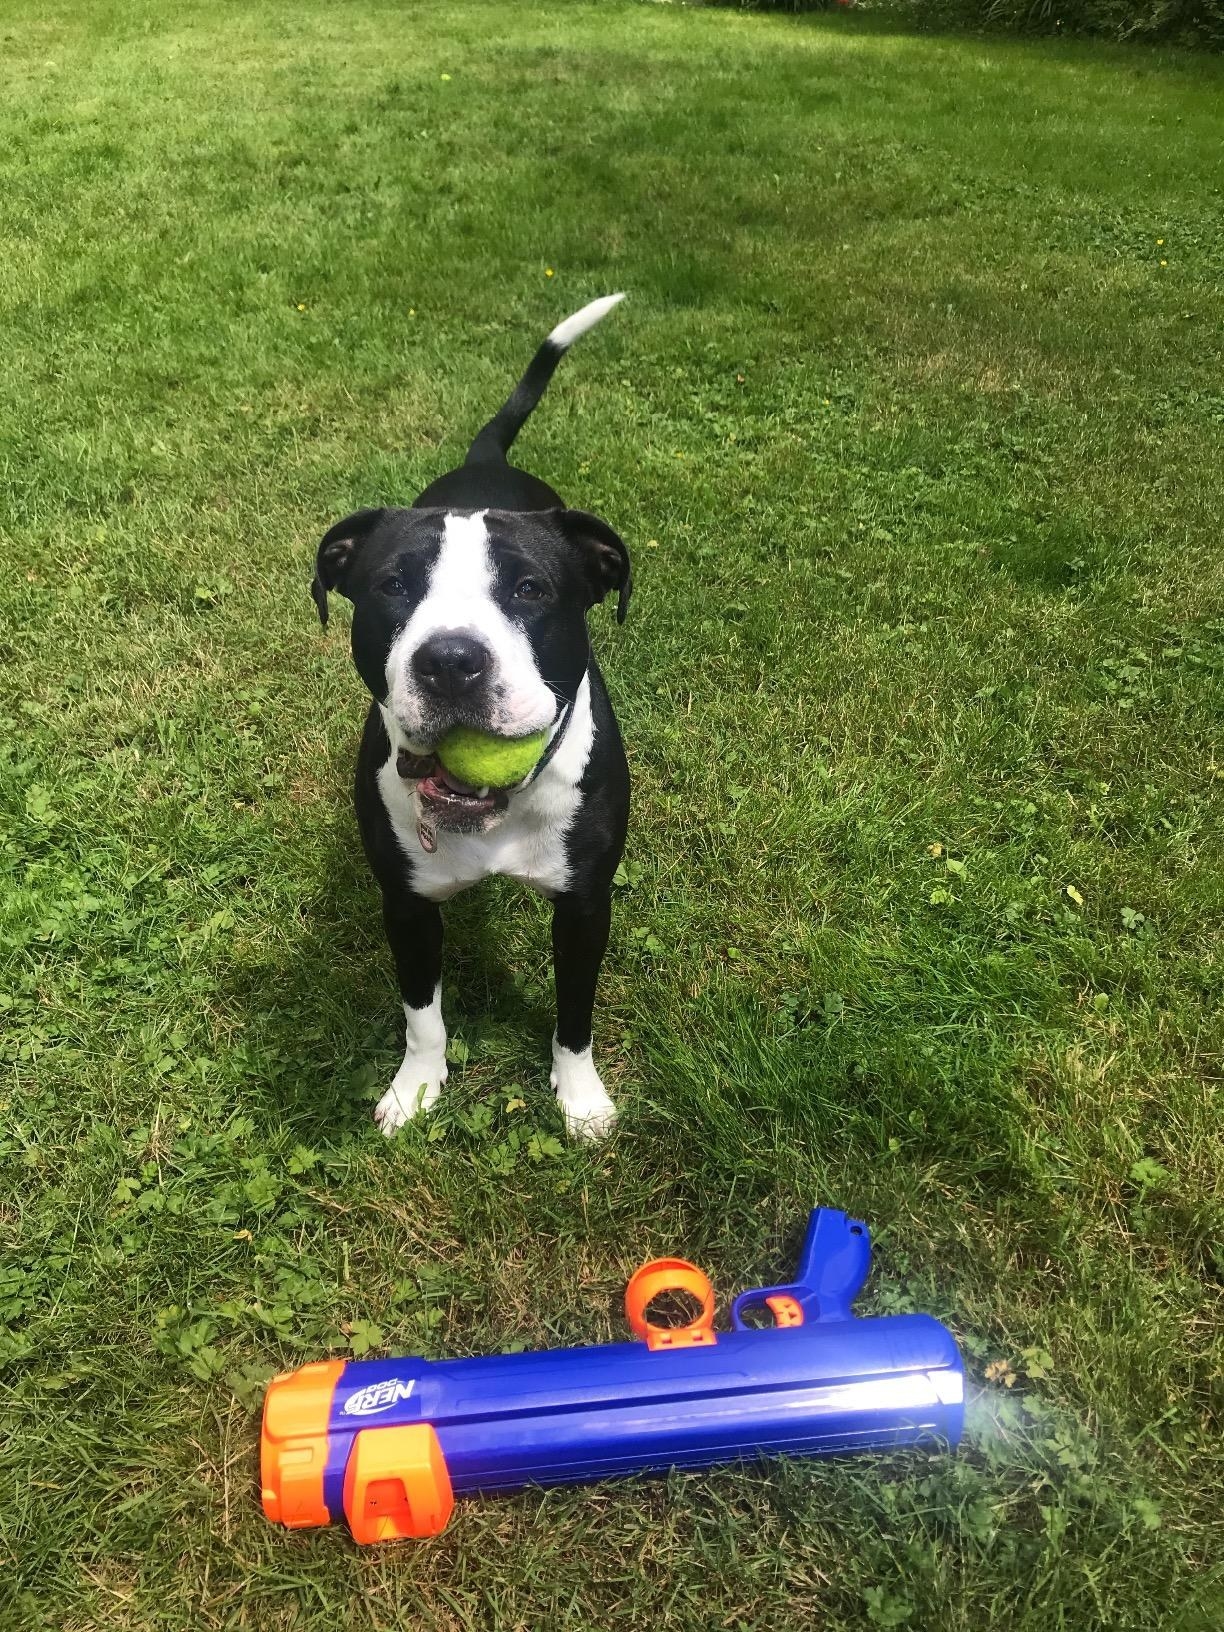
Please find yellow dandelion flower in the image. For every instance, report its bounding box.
[545,268,554,278]
[1160,260,1168,267]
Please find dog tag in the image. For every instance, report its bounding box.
[417,819,437,854]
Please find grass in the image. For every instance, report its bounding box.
[2,0,1222,1626]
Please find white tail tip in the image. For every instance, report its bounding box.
[548,292,625,350]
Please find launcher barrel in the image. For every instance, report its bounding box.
[261,1210,963,1543]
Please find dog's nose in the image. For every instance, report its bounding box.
[412,632,491,699]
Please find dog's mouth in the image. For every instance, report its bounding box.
[419,767,503,821]
[397,748,506,825]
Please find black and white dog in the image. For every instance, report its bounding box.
[311,296,632,1140]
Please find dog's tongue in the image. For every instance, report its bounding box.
[396,746,492,806]
[436,766,484,797]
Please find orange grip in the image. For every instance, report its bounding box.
[343,1424,454,1543]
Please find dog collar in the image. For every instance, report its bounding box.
[523,696,575,787]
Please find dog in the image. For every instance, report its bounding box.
[311,295,632,1140]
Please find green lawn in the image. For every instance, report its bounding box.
[3,1,1223,1626]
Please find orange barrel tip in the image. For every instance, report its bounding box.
[260,1360,345,1529]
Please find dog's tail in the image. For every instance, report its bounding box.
[464,293,624,466]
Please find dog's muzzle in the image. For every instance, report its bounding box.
[396,746,504,829]
[395,698,572,836]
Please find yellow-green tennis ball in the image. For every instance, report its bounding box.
[436,726,549,789]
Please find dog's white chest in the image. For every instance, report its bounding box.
[376,676,595,902]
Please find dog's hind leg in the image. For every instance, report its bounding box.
[374,888,448,1136]
[550,890,617,1140]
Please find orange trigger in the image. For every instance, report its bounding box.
[765,1294,804,1328]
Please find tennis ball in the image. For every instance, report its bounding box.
[436,726,549,789]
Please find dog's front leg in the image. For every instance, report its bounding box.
[550,890,617,1140]
[373,887,448,1136]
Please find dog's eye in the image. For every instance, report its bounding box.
[514,577,546,602]
[380,576,407,597]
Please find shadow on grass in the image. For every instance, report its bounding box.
[214,782,562,1145]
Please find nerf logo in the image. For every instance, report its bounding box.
[341,1378,417,1417]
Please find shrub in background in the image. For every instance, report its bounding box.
[945,0,1222,46]
[727,0,1224,48]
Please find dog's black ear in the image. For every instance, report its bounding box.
[558,510,632,624]
[311,508,385,628]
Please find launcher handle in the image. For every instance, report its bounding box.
[729,1209,872,1330]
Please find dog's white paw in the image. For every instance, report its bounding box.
[551,1041,616,1141]
[376,991,448,1136]
[374,1056,447,1136]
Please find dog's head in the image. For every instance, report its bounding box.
[312,506,631,828]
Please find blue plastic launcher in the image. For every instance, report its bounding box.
[261,1208,963,1543]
